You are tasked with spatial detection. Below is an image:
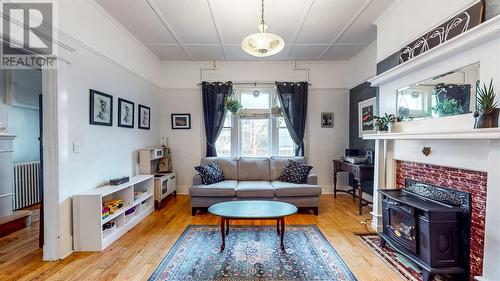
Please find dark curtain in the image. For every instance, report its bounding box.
[202,81,233,157]
[276,82,308,156]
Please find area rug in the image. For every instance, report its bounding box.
[149,225,357,281]
[357,234,450,281]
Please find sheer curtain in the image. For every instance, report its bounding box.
[202,81,233,157]
[276,82,308,156]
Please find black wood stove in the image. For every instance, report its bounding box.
[379,180,471,281]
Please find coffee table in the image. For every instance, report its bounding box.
[208,200,298,251]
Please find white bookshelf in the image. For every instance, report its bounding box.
[72,175,154,251]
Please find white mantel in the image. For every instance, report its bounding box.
[364,128,500,140]
[367,12,500,281]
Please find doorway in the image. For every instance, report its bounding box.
[0,68,44,248]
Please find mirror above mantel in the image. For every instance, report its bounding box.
[396,63,480,122]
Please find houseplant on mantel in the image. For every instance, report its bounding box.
[373,113,396,133]
[474,79,499,128]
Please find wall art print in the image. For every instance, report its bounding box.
[171,113,191,129]
[90,89,113,126]
[358,97,377,137]
[118,98,135,128]
[138,104,151,130]
[399,1,484,64]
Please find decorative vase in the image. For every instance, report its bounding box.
[387,123,394,133]
[473,108,499,128]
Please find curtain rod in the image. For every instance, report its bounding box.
[197,81,312,86]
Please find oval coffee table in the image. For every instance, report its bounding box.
[208,200,298,251]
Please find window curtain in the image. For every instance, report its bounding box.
[276,82,308,156]
[202,81,233,157]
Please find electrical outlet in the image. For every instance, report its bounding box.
[73,141,81,153]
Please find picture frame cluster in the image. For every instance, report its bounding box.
[89,89,150,130]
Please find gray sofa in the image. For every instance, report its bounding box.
[189,156,321,216]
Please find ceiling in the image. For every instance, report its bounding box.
[96,0,395,61]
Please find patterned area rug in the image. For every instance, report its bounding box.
[357,234,450,281]
[149,225,357,281]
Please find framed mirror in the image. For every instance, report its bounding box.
[397,63,480,121]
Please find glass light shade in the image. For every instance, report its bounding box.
[241,24,285,57]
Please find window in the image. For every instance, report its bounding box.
[215,113,232,157]
[215,86,296,157]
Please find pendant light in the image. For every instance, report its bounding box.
[241,0,285,57]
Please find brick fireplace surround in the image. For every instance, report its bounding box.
[396,160,488,279]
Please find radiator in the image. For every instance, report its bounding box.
[13,161,41,210]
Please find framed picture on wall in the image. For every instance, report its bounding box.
[171,113,191,129]
[90,89,113,126]
[358,97,377,137]
[321,112,334,128]
[118,98,135,128]
[138,104,151,130]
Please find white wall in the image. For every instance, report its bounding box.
[51,0,163,258]
[374,1,500,279]
[376,0,477,61]
[9,106,39,163]
[57,0,162,86]
[348,42,377,88]
[160,61,350,194]
[3,70,42,163]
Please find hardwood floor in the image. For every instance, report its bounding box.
[0,195,402,281]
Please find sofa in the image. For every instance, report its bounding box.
[189,156,321,216]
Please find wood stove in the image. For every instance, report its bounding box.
[379,180,471,281]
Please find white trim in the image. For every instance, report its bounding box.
[363,128,500,140]
[369,13,500,86]
[41,67,59,261]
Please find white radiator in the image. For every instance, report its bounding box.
[13,161,41,210]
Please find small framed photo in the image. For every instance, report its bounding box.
[90,89,113,126]
[118,98,135,128]
[358,97,377,137]
[321,112,334,128]
[171,113,191,129]
[138,104,151,130]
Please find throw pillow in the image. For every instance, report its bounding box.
[279,160,313,184]
[209,162,225,183]
[195,162,224,185]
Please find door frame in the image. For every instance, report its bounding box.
[41,67,60,261]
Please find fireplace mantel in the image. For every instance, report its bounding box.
[363,128,500,140]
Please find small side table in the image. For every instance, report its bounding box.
[154,172,176,209]
[333,160,373,215]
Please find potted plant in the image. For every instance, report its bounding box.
[433,98,464,117]
[373,113,396,133]
[271,106,284,122]
[224,97,243,115]
[474,79,499,128]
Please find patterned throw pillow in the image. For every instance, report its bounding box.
[209,162,225,183]
[195,162,224,185]
[279,160,313,184]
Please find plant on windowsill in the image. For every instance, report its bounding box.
[225,97,243,115]
[372,113,396,133]
[474,79,499,128]
[433,98,464,117]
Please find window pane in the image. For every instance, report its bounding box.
[241,91,270,109]
[216,128,231,157]
[241,119,269,156]
[223,112,232,127]
[279,128,294,156]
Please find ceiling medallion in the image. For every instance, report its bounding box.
[241,0,285,58]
